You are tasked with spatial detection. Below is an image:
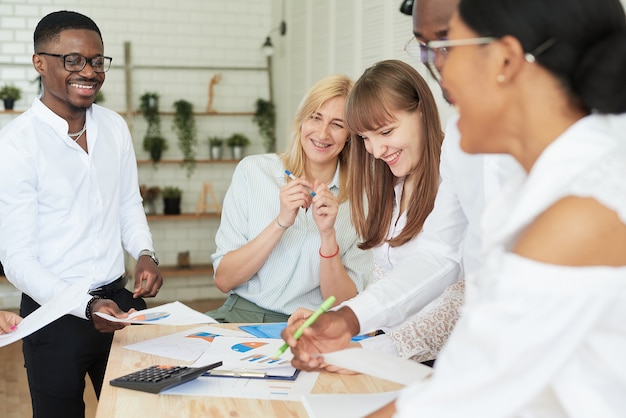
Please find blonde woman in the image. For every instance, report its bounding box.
[207,75,372,323]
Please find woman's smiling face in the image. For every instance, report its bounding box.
[299,96,350,165]
[441,12,508,155]
[357,109,424,179]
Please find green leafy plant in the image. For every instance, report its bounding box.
[253,98,276,152]
[208,136,224,160]
[161,186,182,199]
[142,136,168,163]
[208,136,224,146]
[0,84,22,101]
[226,133,251,147]
[0,84,22,110]
[139,92,168,164]
[161,186,182,215]
[173,99,197,177]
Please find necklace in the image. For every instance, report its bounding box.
[68,123,86,141]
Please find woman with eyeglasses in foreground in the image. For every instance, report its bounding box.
[368,0,626,416]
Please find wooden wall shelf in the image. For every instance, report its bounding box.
[129,111,254,117]
[146,213,220,221]
[158,263,213,277]
[137,159,239,165]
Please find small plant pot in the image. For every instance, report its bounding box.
[230,145,244,160]
[3,99,15,110]
[210,145,223,160]
[177,251,191,268]
[163,197,181,215]
[143,200,156,215]
[149,148,163,163]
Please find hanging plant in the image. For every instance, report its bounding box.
[253,98,276,152]
[140,92,168,164]
[173,99,198,177]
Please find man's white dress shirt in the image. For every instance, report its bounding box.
[0,98,153,318]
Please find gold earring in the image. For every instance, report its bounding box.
[496,74,505,83]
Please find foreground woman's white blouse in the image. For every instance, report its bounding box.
[395,114,626,418]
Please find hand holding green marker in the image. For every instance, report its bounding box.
[274,295,336,358]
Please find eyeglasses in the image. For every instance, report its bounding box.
[404,36,495,82]
[37,52,113,73]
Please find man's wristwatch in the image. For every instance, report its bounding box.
[138,249,159,265]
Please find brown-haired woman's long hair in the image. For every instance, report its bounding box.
[345,60,443,249]
[280,74,354,202]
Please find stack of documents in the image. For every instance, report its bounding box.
[193,336,299,380]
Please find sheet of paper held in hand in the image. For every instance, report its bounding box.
[95,301,218,325]
[322,347,433,386]
[0,279,91,347]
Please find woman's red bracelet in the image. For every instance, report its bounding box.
[319,245,340,258]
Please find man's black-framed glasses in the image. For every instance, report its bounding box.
[37,52,113,73]
[404,36,495,82]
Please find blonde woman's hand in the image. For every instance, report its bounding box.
[311,180,338,234]
[288,307,314,325]
[278,178,313,227]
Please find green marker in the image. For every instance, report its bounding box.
[273,295,336,358]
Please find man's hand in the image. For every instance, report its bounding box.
[133,256,163,298]
[90,299,135,333]
[281,307,360,371]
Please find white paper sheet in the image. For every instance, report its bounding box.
[95,301,217,325]
[123,325,251,362]
[302,391,401,418]
[0,279,91,347]
[162,369,319,401]
[192,336,297,376]
[322,347,433,386]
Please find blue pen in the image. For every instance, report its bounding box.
[285,170,316,197]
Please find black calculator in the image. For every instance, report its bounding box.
[109,361,222,394]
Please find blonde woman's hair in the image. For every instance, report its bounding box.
[280,74,354,202]
[345,60,443,249]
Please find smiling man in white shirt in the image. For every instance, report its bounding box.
[0,11,162,417]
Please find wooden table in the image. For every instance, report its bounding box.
[96,324,403,417]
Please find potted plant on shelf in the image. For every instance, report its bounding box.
[140,92,168,164]
[173,99,197,177]
[226,133,251,160]
[161,186,183,215]
[0,84,22,111]
[253,98,276,152]
[139,184,160,215]
[208,136,224,160]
